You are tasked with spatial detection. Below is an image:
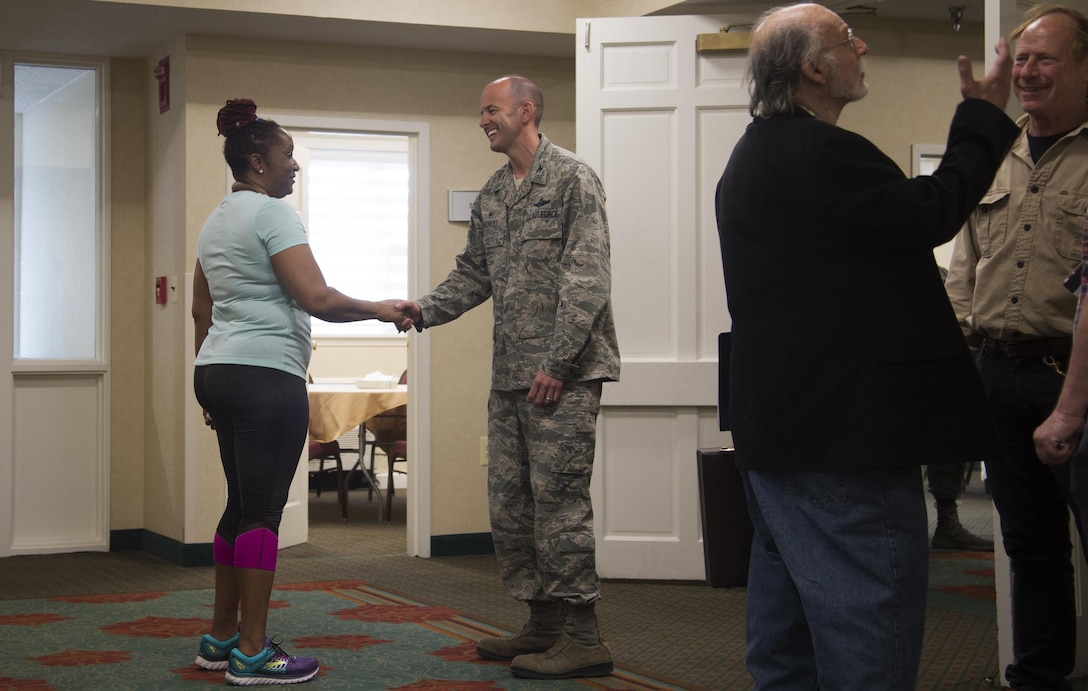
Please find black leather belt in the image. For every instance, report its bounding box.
[984,337,1072,359]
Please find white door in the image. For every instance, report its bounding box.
[577,15,746,580]
[1,59,111,557]
[277,450,309,549]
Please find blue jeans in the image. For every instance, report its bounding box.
[742,466,928,691]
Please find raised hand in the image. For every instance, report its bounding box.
[958,36,1011,110]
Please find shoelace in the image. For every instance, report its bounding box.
[266,636,294,661]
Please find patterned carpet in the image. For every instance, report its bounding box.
[0,478,1008,690]
[0,580,690,690]
[919,551,999,690]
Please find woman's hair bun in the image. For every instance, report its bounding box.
[217,99,259,137]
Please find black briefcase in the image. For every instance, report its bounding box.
[697,447,753,588]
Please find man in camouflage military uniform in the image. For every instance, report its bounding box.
[396,75,620,680]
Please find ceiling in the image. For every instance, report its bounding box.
[668,0,986,25]
[0,0,992,61]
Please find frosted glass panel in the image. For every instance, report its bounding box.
[14,64,99,359]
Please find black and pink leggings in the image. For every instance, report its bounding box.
[194,364,309,571]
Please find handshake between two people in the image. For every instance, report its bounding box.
[374,299,422,333]
[371,298,565,407]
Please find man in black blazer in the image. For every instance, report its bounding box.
[714,3,1018,689]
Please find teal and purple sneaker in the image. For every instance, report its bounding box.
[225,637,319,686]
[195,631,240,670]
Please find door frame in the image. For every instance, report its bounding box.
[1,53,111,556]
[251,112,431,555]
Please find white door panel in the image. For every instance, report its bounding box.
[278,448,308,549]
[697,108,749,349]
[12,375,108,553]
[579,15,745,579]
[595,410,702,579]
[602,110,676,358]
[600,361,717,407]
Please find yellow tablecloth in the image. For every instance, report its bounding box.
[307,384,407,443]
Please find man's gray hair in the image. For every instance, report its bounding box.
[1012,4,1088,61]
[747,6,826,117]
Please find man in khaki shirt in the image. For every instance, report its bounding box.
[944,7,1088,690]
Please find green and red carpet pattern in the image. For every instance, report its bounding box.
[0,549,1001,690]
[0,580,691,690]
[918,550,999,690]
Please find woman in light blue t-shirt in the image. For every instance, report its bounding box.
[190,99,405,685]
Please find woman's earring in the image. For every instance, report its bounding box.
[259,169,264,174]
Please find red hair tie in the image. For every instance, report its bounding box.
[217,98,258,137]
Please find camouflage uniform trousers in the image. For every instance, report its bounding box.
[926,462,969,501]
[487,380,603,606]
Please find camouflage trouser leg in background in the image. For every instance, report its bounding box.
[926,462,968,501]
[487,381,603,605]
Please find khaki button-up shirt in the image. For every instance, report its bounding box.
[946,116,1088,347]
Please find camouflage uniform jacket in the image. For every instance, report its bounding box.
[417,135,620,391]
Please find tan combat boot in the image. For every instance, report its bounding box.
[476,600,565,661]
[509,603,613,679]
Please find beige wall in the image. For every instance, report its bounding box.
[98,0,684,38]
[109,57,150,531]
[119,14,997,546]
[145,37,196,540]
[839,19,989,172]
[308,343,408,383]
[146,35,576,542]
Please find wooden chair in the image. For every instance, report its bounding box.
[363,370,407,522]
[308,439,348,522]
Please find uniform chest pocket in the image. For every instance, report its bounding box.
[478,195,506,249]
[974,189,1010,259]
[520,219,565,262]
[1052,191,1088,261]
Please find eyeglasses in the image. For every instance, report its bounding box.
[824,27,857,52]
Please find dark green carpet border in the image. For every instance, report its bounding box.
[431,532,494,557]
[110,530,213,567]
[112,528,493,565]
[109,529,143,552]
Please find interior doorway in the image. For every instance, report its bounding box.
[260,113,430,554]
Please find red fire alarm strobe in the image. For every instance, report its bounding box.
[154,57,169,114]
